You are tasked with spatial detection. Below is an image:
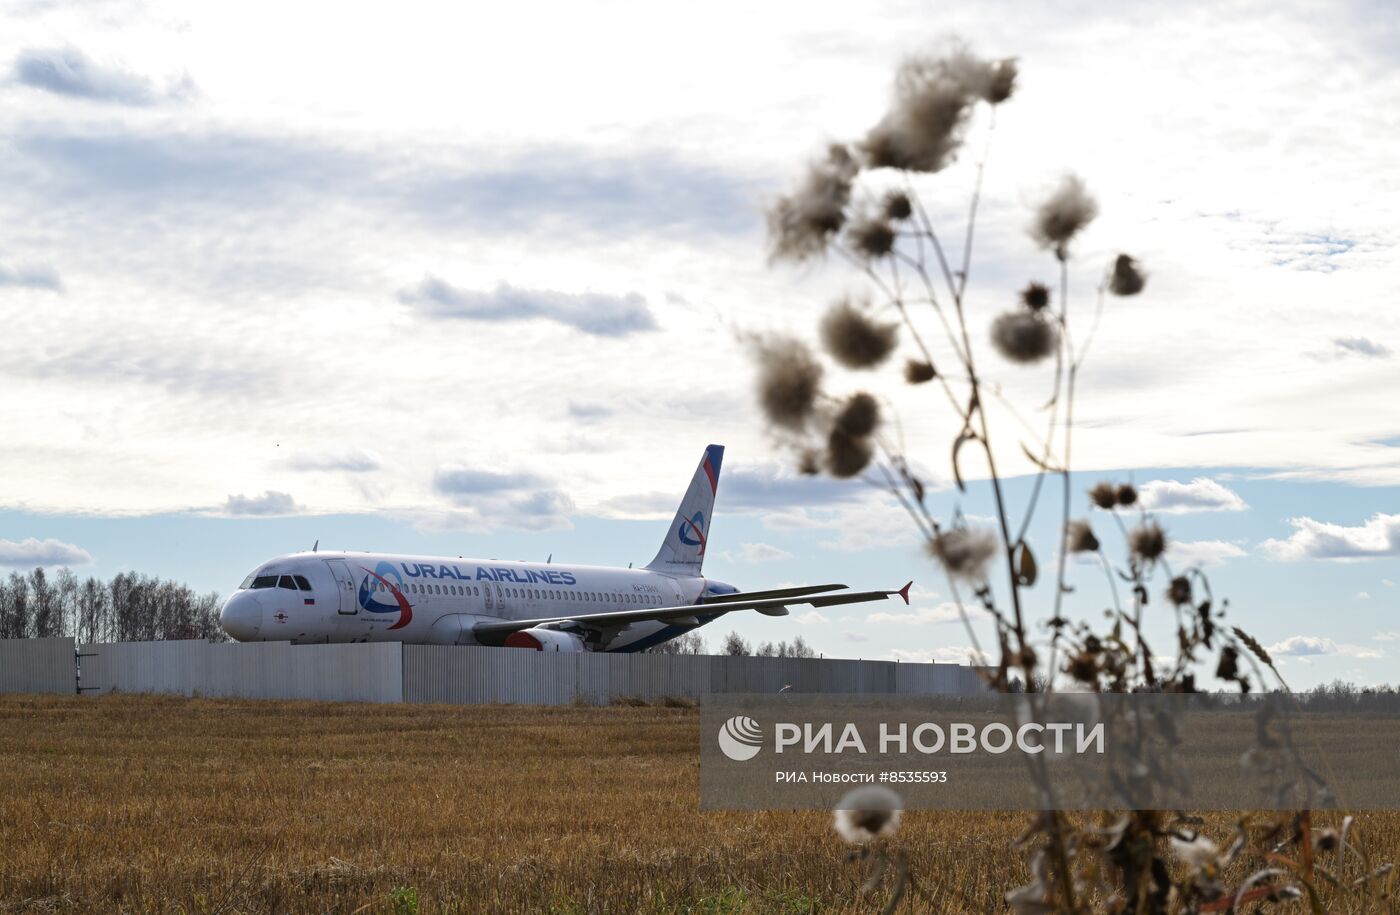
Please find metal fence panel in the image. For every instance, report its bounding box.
[0,638,76,695]
[402,646,983,705]
[2,638,985,706]
[79,640,402,703]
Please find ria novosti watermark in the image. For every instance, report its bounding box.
[719,713,1105,760]
[701,694,1400,810]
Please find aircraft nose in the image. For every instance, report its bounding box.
[220,592,263,641]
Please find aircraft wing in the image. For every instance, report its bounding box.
[697,583,849,604]
[472,581,911,646]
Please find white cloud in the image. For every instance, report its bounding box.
[7,0,1400,532]
[867,601,963,625]
[729,469,870,513]
[776,502,920,554]
[1136,478,1247,514]
[1166,539,1247,568]
[732,542,793,563]
[1314,336,1392,360]
[795,610,830,624]
[1384,579,1396,588]
[1267,636,1383,659]
[1372,632,1400,642]
[399,278,658,338]
[751,498,921,554]
[15,46,192,106]
[1261,513,1400,561]
[288,448,382,473]
[0,538,93,567]
[1357,591,1371,600]
[842,631,869,643]
[430,465,574,531]
[0,261,63,292]
[223,491,297,516]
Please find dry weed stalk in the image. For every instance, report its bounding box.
[753,40,1394,915]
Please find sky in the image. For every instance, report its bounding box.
[0,0,1396,688]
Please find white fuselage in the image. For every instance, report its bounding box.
[219,550,727,651]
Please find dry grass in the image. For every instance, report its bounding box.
[0,694,1395,913]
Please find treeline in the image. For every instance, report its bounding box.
[719,631,818,658]
[0,568,225,644]
[646,632,819,657]
[1295,680,1400,711]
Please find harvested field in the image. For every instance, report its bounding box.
[0,695,1394,913]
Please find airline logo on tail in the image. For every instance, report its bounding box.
[678,511,707,554]
[644,443,724,572]
[358,562,413,630]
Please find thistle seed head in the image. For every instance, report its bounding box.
[847,216,896,259]
[904,359,937,384]
[944,50,1018,105]
[883,190,913,221]
[861,52,980,173]
[1167,575,1192,606]
[1066,519,1099,553]
[825,428,874,478]
[983,58,1018,104]
[928,527,998,582]
[752,336,823,431]
[1109,253,1147,296]
[1030,173,1098,257]
[1067,651,1098,683]
[1019,282,1050,311]
[1129,521,1168,563]
[832,785,903,844]
[1089,481,1118,510]
[766,144,859,262]
[990,310,1058,364]
[834,392,881,438]
[820,298,899,369]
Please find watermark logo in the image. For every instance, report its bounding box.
[717,715,763,761]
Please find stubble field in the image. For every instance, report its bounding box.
[0,694,1395,913]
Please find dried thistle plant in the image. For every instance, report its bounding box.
[819,298,900,369]
[747,38,1389,915]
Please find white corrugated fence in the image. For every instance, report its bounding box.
[0,638,984,704]
[0,637,76,694]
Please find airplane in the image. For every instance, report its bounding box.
[218,445,911,651]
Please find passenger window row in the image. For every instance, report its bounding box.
[247,573,667,608]
[402,583,481,597]
[508,589,663,606]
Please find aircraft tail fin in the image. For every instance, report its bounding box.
[645,444,723,574]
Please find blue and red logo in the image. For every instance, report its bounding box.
[358,562,413,630]
[702,445,722,494]
[677,510,707,555]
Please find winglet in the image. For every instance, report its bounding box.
[898,581,912,605]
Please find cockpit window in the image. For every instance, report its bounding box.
[278,575,297,590]
[293,575,312,591]
[251,575,277,589]
[240,573,256,589]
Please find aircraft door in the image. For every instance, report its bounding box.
[325,559,358,615]
[483,583,494,612]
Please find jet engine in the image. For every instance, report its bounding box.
[503,627,586,652]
